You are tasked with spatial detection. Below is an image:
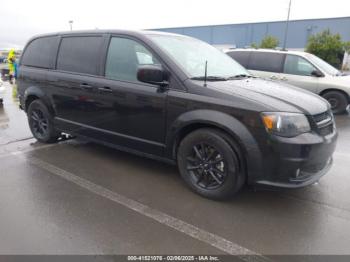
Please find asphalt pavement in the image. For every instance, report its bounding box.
[1,82,350,260]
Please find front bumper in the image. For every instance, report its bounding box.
[255,157,333,188]
[253,129,338,188]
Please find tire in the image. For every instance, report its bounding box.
[322,91,348,114]
[27,99,60,143]
[177,128,245,200]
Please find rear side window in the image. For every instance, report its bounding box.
[21,37,59,68]
[57,36,103,75]
[226,51,250,68]
[248,52,284,73]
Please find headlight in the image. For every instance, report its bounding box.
[261,112,311,137]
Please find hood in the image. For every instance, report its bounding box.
[332,74,350,85]
[206,77,329,115]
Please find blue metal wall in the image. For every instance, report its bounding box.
[153,17,350,48]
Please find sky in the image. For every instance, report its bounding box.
[0,0,349,49]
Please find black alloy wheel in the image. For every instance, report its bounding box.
[186,143,227,190]
[177,128,245,200]
[27,100,60,143]
[30,108,49,140]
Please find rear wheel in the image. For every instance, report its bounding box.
[322,91,348,114]
[27,100,60,143]
[177,128,245,200]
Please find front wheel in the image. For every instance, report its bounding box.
[27,100,60,143]
[177,128,245,200]
[322,91,349,114]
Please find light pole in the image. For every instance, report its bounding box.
[69,20,73,31]
[283,0,292,50]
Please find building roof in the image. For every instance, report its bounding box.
[153,16,350,30]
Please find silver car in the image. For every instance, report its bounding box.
[226,49,350,113]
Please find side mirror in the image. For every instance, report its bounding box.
[311,70,323,77]
[137,65,168,87]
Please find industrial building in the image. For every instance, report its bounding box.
[154,16,350,50]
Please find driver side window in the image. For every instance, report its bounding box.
[283,55,317,76]
[105,37,160,82]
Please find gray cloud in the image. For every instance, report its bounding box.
[1,0,349,50]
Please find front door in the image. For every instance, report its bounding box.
[279,54,319,93]
[87,36,168,155]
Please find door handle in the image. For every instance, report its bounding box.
[80,83,93,90]
[98,86,113,93]
[270,75,278,80]
[280,77,288,81]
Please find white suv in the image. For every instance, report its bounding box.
[226,49,350,113]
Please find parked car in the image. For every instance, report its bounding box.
[1,68,10,82]
[0,80,4,104]
[17,30,337,199]
[226,49,350,114]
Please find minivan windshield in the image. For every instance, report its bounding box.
[149,34,250,80]
[305,53,341,76]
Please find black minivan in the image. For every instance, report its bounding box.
[18,30,337,199]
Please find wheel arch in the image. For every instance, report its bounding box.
[166,110,263,184]
[319,88,350,103]
[23,86,55,115]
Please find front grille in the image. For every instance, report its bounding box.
[313,110,332,125]
[312,110,334,136]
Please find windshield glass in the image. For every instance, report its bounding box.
[305,53,340,76]
[149,34,249,79]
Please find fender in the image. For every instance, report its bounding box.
[165,109,263,183]
[23,85,55,115]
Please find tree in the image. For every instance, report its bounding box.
[250,42,258,49]
[250,36,279,49]
[306,29,348,69]
[259,36,280,49]
[344,41,350,53]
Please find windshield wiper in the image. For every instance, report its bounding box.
[190,76,227,81]
[226,74,253,80]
